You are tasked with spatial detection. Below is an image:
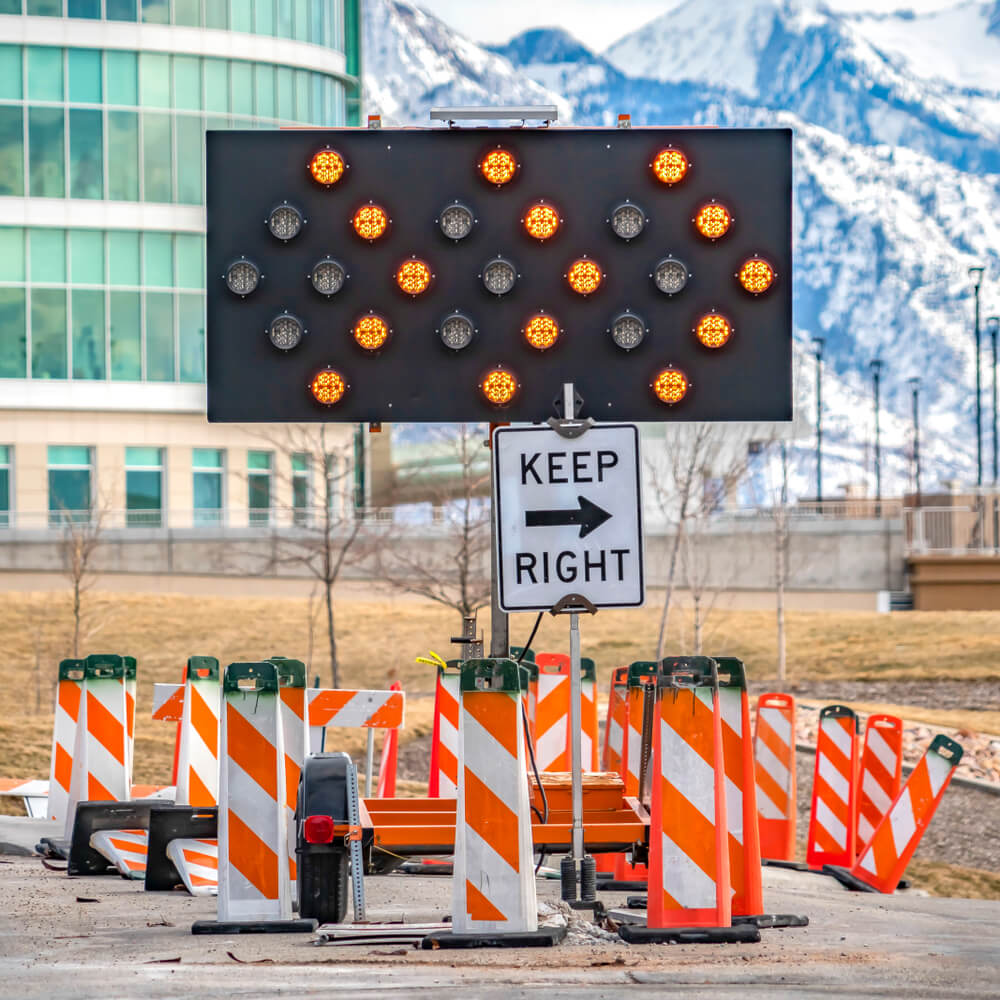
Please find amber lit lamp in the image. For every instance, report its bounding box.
[652,148,688,185]
[310,369,347,405]
[396,259,432,295]
[480,149,517,185]
[653,368,688,404]
[567,258,602,295]
[353,204,388,240]
[524,204,559,240]
[695,313,732,348]
[739,257,775,294]
[695,203,731,239]
[353,315,389,351]
[309,149,345,186]
[481,369,518,405]
[523,314,560,350]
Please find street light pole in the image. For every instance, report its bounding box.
[870,358,884,515]
[813,337,824,503]
[909,377,921,504]
[970,266,985,487]
[988,315,999,485]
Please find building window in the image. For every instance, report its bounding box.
[248,450,272,525]
[193,448,224,525]
[48,445,92,525]
[0,446,10,528]
[292,452,309,526]
[125,446,163,527]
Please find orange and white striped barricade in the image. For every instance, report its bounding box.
[509,646,536,741]
[305,687,406,755]
[754,692,797,863]
[272,657,307,894]
[856,713,903,854]
[167,838,219,895]
[533,653,571,772]
[580,657,600,772]
[429,661,462,798]
[433,658,565,948]
[124,656,137,792]
[193,661,314,934]
[176,656,222,808]
[601,666,630,775]
[717,660,807,930]
[0,778,51,818]
[64,654,130,841]
[806,704,859,870]
[47,659,86,826]
[89,828,148,879]
[377,680,403,798]
[830,735,963,893]
[606,661,657,889]
[621,657,757,944]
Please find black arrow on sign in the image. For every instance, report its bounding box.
[525,496,613,539]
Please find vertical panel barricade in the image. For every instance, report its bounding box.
[806,705,858,870]
[305,688,406,754]
[580,657,599,772]
[123,657,137,794]
[167,838,220,896]
[48,659,85,826]
[527,662,539,743]
[533,654,571,772]
[849,735,963,893]
[176,657,221,809]
[715,658,763,919]
[452,659,537,935]
[272,657,307,891]
[754,693,797,862]
[430,664,461,798]
[215,661,291,925]
[64,655,129,841]
[856,714,903,854]
[602,667,630,775]
[649,657,731,929]
[377,681,403,798]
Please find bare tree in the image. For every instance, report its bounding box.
[240,424,366,688]
[647,424,761,659]
[55,499,109,658]
[373,424,491,625]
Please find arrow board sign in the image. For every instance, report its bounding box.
[494,424,644,613]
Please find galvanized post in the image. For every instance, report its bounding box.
[568,611,584,862]
[489,425,509,658]
[364,728,375,797]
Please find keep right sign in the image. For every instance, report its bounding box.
[493,424,645,613]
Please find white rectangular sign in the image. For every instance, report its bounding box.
[494,424,644,613]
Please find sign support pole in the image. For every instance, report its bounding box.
[489,424,509,658]
[568,609,584,862]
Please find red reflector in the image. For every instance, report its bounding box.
[303,815,335,844]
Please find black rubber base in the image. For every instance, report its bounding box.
[595,871,614,881]
[619,923,761,945]
[421,925,567,950]
[398,861,454,876]
[36,837,69,860]
[597,879,648,892]
[760,859,809,871]
[192,918,318,935]
[625,895,647,909]
[733,913,810,928]
[822,865,881,893]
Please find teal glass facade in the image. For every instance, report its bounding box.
[0,0,361,386]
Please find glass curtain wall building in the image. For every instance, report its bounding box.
[0,0,362,533]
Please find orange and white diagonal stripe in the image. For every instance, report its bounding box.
[648,684,731,929]
[306,688,405,753]
[806,708,857,869]
[754,693,797,861]
[601,667,629,775]
[533,655,571,772]
[856,714,903,852]
[168,837,219,896]
[279,684,306,886]
[48,672,83,825]
[580,673,599,772]
[90,828,148,879]
[177,677,220,808]
[452,685,536,934]
[431,670,460,798]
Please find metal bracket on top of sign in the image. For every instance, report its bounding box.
[429,106,558,127]
[548,383,593,440]
[549,593,598,617]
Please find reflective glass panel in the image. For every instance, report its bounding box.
[0,227,25,281]
[0,0,21,14]
[204,60,228,113]
[49,469,91,518]
[72,288,106,379]
[248,450,271,471]
[109,230,140,286]
[175,115,203,204]
[254,64,275,120]
[276,67,293,120]
[143,231,173,287]
[106,0,137,19]
[107,51,138,106]
[231,62,252,115]
[294,0,307,41]
[174,0,200,25]
[0,46,21,100]
[28,107,64,197]
[70,229,104,284]
[69,108,103,199]
[178,292,204,381]
[126,468,161,525]
[229,0,250,32]
[109,289,140,378]
[254,0,273,36]
[277,0,292,38]
[142,111,172,202]
[31,287,67,379]
[68,0,101,16]
[174,56,201,110]
[27,0,61,17]
[295,70,309,122]
[142,0,169,23]
[0,289,26,377]
[0,108,24,197]
[68,50,102,103]
[204,0,226,29]
[107,111,139,201]
[30,228,66,283]
[175,234,203,289]
[145,291,174,380]
[139,52,171,108]
[27,47,63,102]
[193,448,223,469]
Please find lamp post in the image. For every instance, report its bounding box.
[988,315,999,485]
[813,337,824,503]
[909,377,921,504]
[970,266,985,487]
[870,358,884,515]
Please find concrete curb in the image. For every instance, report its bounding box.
[795,741,1000,797]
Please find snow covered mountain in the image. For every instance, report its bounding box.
[364,0,1000,495]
